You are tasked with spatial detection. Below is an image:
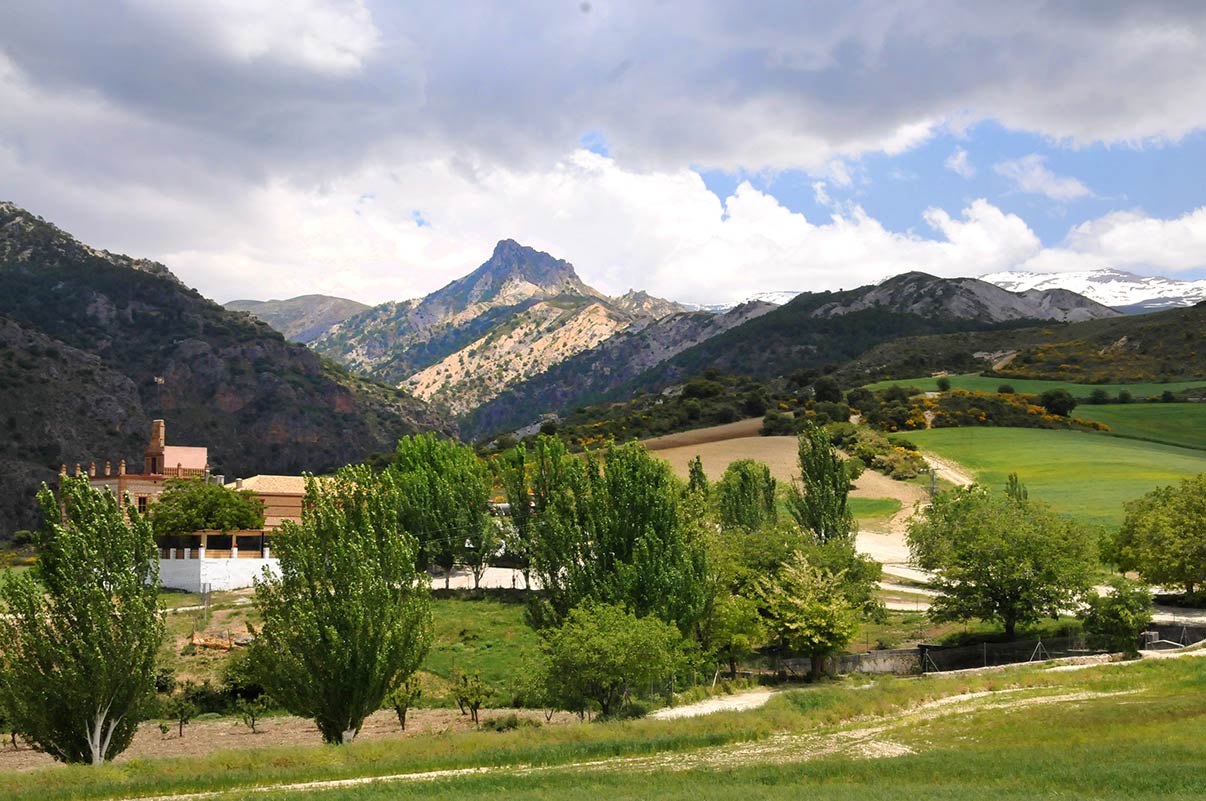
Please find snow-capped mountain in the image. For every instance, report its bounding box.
[981,269,1206,313]
[689,290,802,312]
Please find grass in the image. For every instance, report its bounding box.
[416,597,541,707]
[1074,403,1206,452]
[847,497,902,521]
[4,657,1201,801]
[864,373,1206,398]
[905,427,1206,528]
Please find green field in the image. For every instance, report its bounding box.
[1074,403,1206,452]
[848,497,902,521]
[422,597,540,706]
[5,657,1202,801]
[864,373,1206,398]
[906,427,1206,528]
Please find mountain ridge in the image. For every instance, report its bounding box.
[982,268,1206,312]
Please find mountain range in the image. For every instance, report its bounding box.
[982,268,1206,313]
[224,295,369,343]
[0,201,444,539]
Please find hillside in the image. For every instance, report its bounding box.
[313,240,686,413]
[224,295,369,343]
[0,201,445,539]
[837,302,1206,386]
[464,301,776,437]
[608,272,1111,397]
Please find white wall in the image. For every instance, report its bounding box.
[158,557,281,593]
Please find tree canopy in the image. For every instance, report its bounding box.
[519,437,710,633]
[1107,473,1206,595]
[150,478,264,536]
[0,476,164,764]
[756,551,858,678]
[787,424,855,544]
[907,482,1096,639]
[714,459,778,532]
[249,466,432,745]
[538,602,681,718]
[389,433,494,587]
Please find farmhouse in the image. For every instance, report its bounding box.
[80,420,305,592]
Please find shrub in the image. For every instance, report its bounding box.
[936,377,952,392]
[997,384,1015,394]
[1082,578,1153,657]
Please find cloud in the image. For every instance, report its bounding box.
[944,147,975,178]
[1021,207,1206,274]
[993,155,1092,201]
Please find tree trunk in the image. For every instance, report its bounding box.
[340,728,357,745]
[810,653,823,681]
[395,707,407,731]
[728,657,738,680]
[445,571,451,590]
[1004,617,1017,641]
[178,718,184,738]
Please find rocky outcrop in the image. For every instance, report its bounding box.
[224,295,369,343]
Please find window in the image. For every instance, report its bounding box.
[137,496,148,514]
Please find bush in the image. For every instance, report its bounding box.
[1040,389,1078,417]
[997,384,1015,394]
[1088,389,1111,405]
[1117,389,1133,404]
[761,411,798,436]
[1082,578,1153,657]
[936,377,952,392]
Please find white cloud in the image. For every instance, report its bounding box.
[944,147,975,178]
[993,155,1092,201]
[1021,207,1206,274]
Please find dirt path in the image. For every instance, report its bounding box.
[922,453,975,487]
[648,689,776,720]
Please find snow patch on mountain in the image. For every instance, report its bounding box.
[981,269,1206,312]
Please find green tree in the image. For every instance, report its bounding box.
[150,478,264,536]
[248,467,432,745]
[0,476,164,765]
[390,434,493,588]
[235,696,270,734]
[525,438,710,633]
[165,688,196,738]
[386,675,422,731]
[1081,577,1153,657]
[714,459,777,532]
[1040,389,1078,417]
[451,670,491,724]
[539,602,681,718]
[1108,474,1206,595]
[787,425,855,544]
[703,593,766,679]
[687,455,710,497]
[906,483,1096,639]
[756,551,858,679]
[936,376,952,392]
[497,443,535,587]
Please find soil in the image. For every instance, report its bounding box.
[0,707,579,773]
[648,689,776,720]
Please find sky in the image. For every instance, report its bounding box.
[3,1,1206,307]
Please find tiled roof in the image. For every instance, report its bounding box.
[226,475,309,495]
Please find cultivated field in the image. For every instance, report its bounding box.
[864,373,1206,398]
[905,428,1206,527]
[1074,402,1206,451]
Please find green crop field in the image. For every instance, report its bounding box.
[864,373,1206,398]
[6,657,1202,801]
[1074,403,1206,452]
[906,427,1206,527]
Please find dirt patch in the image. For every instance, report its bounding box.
[0,707,579,774]
[649,689,775,720]
[654,436,801,483]
[643,418,769,452]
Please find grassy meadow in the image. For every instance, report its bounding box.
[1074,402,1206,451]
[423,597,540,705]
[4,656,1201,801]
[864,373,1206,398]
[906,427,1206,527]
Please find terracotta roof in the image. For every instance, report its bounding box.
[226,475,309,495]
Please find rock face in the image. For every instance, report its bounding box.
[0,201,446,539]
[811,272,1120,323]
[224,295,369,343]
[313,240,686,414]
[464,301,777,438]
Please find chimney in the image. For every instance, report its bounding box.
[89,462,96,477]
[235,478,244,490]
[118,459,126,476]
[105,460,111,476]
[74,463,81,477]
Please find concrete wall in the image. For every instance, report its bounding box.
[159,557,281,593]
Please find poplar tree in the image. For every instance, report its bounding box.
[249,467,432,745]
[0,476,164,765]
[787,424,855,544]
[714,459,777,532]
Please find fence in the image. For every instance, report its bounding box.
[919,634,1095,673]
